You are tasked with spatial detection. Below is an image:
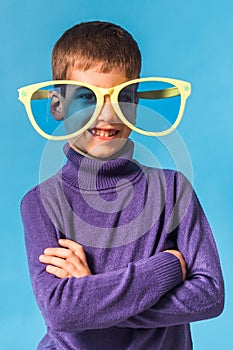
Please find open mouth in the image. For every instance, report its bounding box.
[88,128,120,138]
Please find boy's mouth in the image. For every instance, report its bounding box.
[88,128,120,138]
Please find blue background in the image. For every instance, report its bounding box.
[1,1,232,348]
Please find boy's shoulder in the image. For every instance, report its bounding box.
[141,165,194,201]
[20,170,63,206]
[141,164,191,186]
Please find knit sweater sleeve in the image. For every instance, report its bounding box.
[20,187,183,333]
[117,172,224,328]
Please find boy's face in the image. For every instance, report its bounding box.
[66,65,133,159]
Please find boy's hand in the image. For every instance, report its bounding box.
[39,239,92,279]
[163,250,187,281]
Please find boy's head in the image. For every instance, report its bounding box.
[52,21,141,80]
[51,21,141,159]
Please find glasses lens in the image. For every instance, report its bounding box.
[118,80,181,133]
[30,83,97,137]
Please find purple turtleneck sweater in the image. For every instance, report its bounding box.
[20,141,224,350]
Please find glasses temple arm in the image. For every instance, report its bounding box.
[137,87,180,99]
[31,90,51,100]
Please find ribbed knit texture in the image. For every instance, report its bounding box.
[20,141,224,350]
[62,140,141,190]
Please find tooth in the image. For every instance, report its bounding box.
[90,128,119,137]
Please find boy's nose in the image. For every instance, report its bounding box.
[97,95,121,124]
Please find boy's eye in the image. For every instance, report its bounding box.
[119,86,137,104]
[119,92,135,103]
[71,87,97,103]
[79,92,96,101]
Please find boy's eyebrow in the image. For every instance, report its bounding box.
[70,86,94,93]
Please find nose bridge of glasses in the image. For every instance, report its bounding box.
[96,87,120,121]
[98,87,114,100]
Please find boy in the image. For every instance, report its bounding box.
[20,21,224,350]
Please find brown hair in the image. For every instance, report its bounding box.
[52,21,141,80]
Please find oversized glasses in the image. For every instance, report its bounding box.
[18,77,191,140]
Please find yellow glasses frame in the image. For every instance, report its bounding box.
[18,77,191,140]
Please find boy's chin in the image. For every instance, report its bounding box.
[87,140,127,160]
[70,138,128,160]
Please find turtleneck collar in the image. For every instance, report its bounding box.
[61,140,143,191]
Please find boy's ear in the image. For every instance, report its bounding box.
[50,91,64,121]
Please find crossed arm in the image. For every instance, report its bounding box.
[39,239,186,281]
[21,178,224,332]
[38,232,224,329]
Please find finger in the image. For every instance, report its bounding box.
[46,265,72,279]
[58,239,82,250]
[58,239,87,262]
[43,247,74,259]
[39,254,83,275]
[42,248,87,270]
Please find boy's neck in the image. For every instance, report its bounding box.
[62,139,141,191]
